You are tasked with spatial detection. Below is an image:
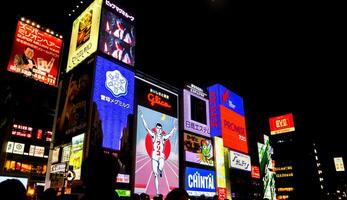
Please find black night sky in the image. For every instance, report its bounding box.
[1,0,346,156]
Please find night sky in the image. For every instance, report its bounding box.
[1,0,345,156]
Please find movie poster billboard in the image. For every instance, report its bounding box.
[258,135,276,200]
[92,56,134,150]
[55,60,93,144]
[69,133,84,180]
[134,77,179,199]
[7,20,63,86]
[99,0,135,66]
[185,167,216,197]
[66,0,102,72]
[183,84,210,137]
[184,132,214,166]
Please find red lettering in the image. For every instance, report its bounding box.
[147,93,172,108]
[209,92,218,128]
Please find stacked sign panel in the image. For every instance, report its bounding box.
[208,84,248,154]
[134,77,179,199]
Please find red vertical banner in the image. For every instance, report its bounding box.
[217,187,227,200]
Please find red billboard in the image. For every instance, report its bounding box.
[251,166,260,179]
[220,105,248,153]
[269,113,295,135]
[7,20,63,86]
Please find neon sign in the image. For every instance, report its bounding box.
[147,93,172,108]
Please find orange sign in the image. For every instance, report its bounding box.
[220,105,248,153]
[147,93,172,108]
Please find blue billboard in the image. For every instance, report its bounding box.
[92,56,134,150]
[185,167,216,197]
[208,84,244,137]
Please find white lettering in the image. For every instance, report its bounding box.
[105,0,135,21]
[188,172,215,190]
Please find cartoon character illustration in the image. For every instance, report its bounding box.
[198,139,213,165]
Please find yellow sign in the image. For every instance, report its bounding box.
[69,133,84,180]
[66,0,102,72]
[214,137,226,188]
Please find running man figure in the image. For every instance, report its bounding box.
[139,110,177,196]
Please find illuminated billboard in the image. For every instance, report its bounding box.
[251,166,260,179]
[184,132,214,166]
[208,84,248,153]
[269,113,295,135]
[258,135,276,200]
[69,133,84,180]
[99,0,135,66]
[214,137,226,188]
[56,60,93,143]
[185,167,216,197]
[183,85,210,137]
[7,20,63,86]
[92,56,134,150]
[229,150,251,171]
[134,77,179,199]
[66,0,102,72]
[334,157,345,172]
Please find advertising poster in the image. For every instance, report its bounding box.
[61,145,71,163]
[229,150,251,171]
[52,148,60,163]
[92,56,134,150]
[134,77,179,199]
[269,113,295,135]
[6,141,14,153]
[34,146,45,157]
[69,133,84,180]
[214,137,226,188]
[183,87,210,137]
[99,2,135,66]
[258,135,276,200]
[66,0,102,72]
[185,167,216,197]
[184,132,214,166]
[56,61,93,143]
[251,166,260,179]
[7,20,63,86]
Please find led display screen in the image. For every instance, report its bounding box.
[7,20,62,86]
[258,135,276,200]
[269,113,295,135]
[229,150,251,171]
[92,56,134,150]
[69,133,84,180]
[185,167,216,197]
[56,60,93,143]
[183,89,210,137]
[0,176,28,188]
[99,8,135,66]
[184,132,214,166]
[66,0,102,72]
[134,77,179,199]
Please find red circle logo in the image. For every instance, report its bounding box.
[145,128,171,160]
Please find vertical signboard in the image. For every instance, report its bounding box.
[269,113,295,135]
[208,84,248,154]
[185,167,216,197]
[99,0,135,66]
[184,132,214,166]
[134,77,179,199]
[56,60,93,144]
[258,135,276,200]
[7,20,63,86]
[92,56,134,150]
[183,84,210,137]
[251,166,260,179]
[69,133,84,180]
[66,0,102,72]
[214,137,226,189]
